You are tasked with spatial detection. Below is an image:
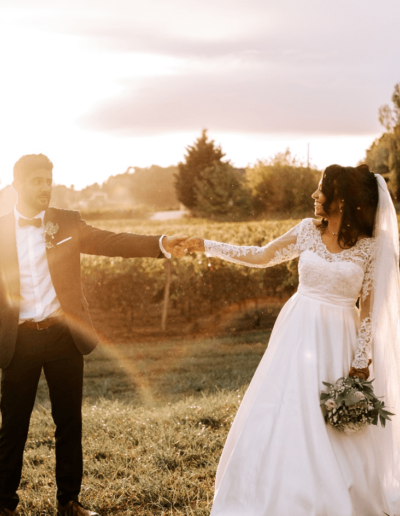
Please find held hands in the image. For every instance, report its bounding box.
[179,237,205,254]
[348,359,372,380]
[162,236,205,258]
[162,235,190,258]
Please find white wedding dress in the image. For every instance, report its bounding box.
[204,218,399,516]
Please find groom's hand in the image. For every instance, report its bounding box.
[162,235,189,258]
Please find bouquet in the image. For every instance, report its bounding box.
[320,376,394,435]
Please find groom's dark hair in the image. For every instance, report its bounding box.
[13,154,53,182]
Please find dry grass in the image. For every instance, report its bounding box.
[13,330,271,515]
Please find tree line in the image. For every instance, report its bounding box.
[175,82,400,218]
[2,82,399,219]
[174,130,320,221]
[364,82,400,199]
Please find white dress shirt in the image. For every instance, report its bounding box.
[14,207,62,323]
[159,235,171,259]
[14,208,171,323]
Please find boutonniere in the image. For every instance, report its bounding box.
[43,222,59,249]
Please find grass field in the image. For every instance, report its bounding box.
[13,213,399,514]
[15,330,271,515]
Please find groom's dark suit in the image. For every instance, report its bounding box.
[0,207,163,510]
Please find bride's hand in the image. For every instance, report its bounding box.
[180,237,205,253]
[348,359,372,380]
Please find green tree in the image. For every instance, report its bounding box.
[364,133,391,177]
[361,83,400,199]
[379,83,400,131]
[389,125,400,200]
[174,130,226,210]
[246,149,320,216]
[193,162,253,221]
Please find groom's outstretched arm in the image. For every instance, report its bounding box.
[77,214,187,258]
[78,217,161,257]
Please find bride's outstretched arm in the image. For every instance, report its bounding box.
[182,222,302,268]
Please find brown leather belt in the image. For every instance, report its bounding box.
[20,315,66,331]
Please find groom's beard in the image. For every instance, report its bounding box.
[35,193,51,210]
[18,189,52,215]
[25,192,51,213]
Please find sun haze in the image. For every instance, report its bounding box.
[0,0,399,189]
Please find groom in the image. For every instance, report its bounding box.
[0,154,187,516]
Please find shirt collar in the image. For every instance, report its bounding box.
[14,206,45,223]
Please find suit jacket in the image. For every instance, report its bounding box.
[0,208,163,368]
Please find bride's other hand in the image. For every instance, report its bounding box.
[181,237,205,253]
[348,359,372,380]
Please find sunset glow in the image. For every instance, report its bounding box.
[0,0,399,189]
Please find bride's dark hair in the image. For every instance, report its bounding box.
[320,164,379,248]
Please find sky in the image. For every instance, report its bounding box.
[0,0,399,190]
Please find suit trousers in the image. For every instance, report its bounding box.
[0,322,84,510]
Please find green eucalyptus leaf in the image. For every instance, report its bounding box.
[322,382,334,388]
[343,393,361,406]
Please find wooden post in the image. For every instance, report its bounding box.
[161,259,171,331]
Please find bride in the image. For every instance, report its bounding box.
[183,164,400,516]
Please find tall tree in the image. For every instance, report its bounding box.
[193,162,253,221]
[375,82,400,199]
[379,83,400,131]
[389,125,400,200]
[174,130,226,209]
[364,133,391,177]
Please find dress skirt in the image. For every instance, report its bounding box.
[210,291,391,516]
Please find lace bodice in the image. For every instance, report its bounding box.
[295,219,375,303]
[204,219,376,369]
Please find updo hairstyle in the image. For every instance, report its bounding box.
[320,164,379,248]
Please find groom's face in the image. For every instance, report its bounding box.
[13,168,53,213]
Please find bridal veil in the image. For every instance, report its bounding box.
[372,174,400,510]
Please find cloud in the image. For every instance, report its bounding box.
[6,0,400,63]
[79,65,382,136]
[32,0,398,137]
[2,0,400,138]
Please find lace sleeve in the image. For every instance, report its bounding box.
[204,221,303,268]
[351,244,375,369]
[352,314,372,369]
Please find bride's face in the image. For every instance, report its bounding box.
[312,180,328,217]
[311,180,342,218]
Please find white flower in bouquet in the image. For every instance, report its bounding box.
[325,399,338,411]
